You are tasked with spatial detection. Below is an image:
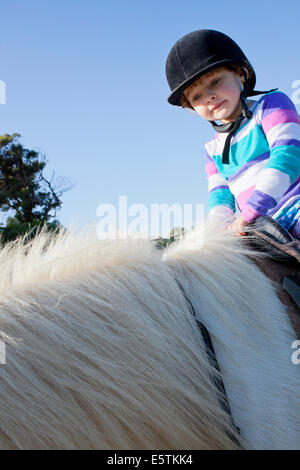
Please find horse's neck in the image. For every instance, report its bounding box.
[179,258,300,450]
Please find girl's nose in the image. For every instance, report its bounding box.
[205,90,216,103]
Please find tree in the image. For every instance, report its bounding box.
[0,133,72,243]
[155,226,185,249]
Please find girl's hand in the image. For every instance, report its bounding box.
[227,215,249,236]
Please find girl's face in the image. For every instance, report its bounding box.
[184,68,245,123]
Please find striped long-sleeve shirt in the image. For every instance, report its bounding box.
[205,91,300,227]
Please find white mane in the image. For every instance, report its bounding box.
[0,223,299,449]
[164,223,300,449]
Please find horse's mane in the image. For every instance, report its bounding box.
[163,224,300,449]
[0,222,295,449]
[0,223,262,291]
[0,228,158,292]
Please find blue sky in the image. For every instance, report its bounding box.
[1,0,299,232]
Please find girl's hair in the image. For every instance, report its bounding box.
[180,61,254,110]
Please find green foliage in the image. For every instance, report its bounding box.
[154,227,185,250]
[0,216,60,244]
[0,133,71,243]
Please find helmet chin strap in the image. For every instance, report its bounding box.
[209,90,251,132]
[209,86,251,164]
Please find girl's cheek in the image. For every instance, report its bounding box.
[194,107,204,117]
[194,107,210,119]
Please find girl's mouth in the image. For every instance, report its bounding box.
[211,100,225,111]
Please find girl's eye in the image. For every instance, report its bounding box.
[210,79,220,87]
[192,94,201,102]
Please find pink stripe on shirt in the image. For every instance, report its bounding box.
[205,161,218,177]
[235,185,256,209]
[241,205,261,223]
[262,109,300,134]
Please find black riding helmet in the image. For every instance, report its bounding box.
[165,30,277,163]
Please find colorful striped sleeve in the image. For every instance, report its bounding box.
[205,148,236,220]
[241,91,300,222]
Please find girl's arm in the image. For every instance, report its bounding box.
[205,149,236,224]
[240,91,300,223]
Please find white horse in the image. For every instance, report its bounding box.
[0,222,299,450]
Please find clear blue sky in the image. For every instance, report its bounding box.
[1,0,299,232]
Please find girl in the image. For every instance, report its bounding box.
[165,29,300,238]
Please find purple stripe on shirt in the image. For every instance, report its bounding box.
[227,152,269,183]
[267,176,300,215]
[261,92,297,118]
[209,185,229,193]
[247,189,277,211]
[286,175,300,192]
[270,138,300,151]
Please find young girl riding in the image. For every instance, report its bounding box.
[165,29,300,238]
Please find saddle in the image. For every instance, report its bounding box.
[244,216,300,338]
